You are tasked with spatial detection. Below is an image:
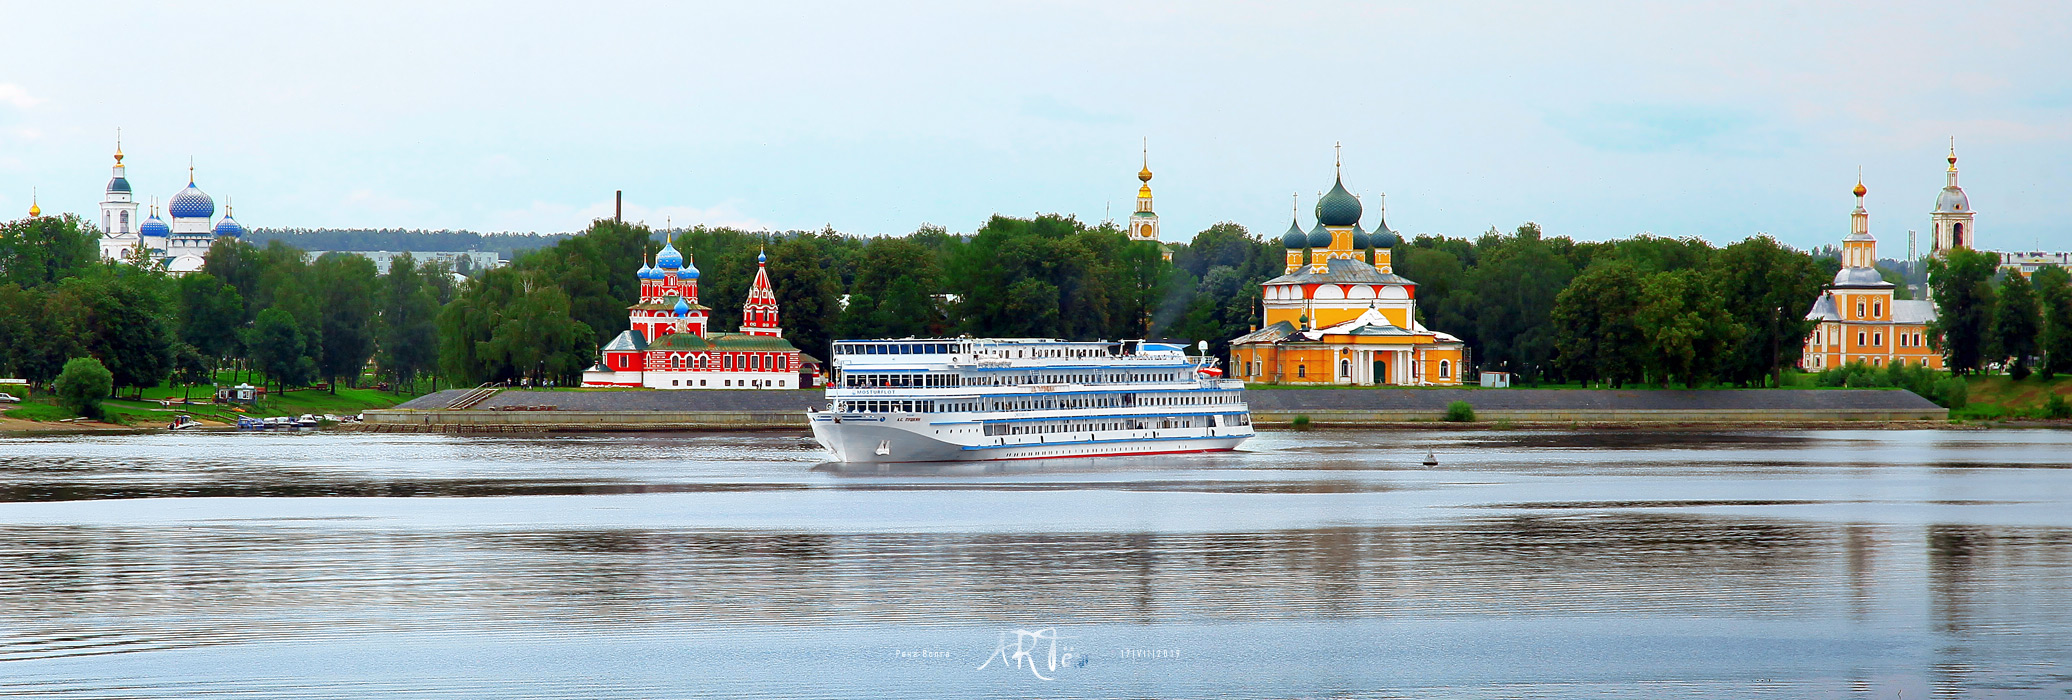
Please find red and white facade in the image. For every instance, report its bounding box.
[582,242,812,390]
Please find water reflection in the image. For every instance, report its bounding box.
[3,429,2072,697]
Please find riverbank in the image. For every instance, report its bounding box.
[350,387,1948,433]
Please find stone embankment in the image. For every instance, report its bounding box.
[351,388,1947,433]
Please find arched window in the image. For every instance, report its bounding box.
[1297,365,1307,378]
[724,355,733,370]
[1873,332,1882,346]
[1440,360,1451,379]
[1953,222,1965,247]
[1858,331,1867,347]
[1340,359,1351,378]
[119,211,129,229]
[1873,301,1883,318]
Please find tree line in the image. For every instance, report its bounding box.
[7,208,2049,398]
[0,213,455,399]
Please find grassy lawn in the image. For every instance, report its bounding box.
[6,369,429,427]
[1949,375,2072,421]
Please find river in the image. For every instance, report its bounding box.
[0,429,2067,698]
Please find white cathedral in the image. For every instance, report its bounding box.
[94,141,246,274]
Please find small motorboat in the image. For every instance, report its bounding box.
[296,414,321,428]
[167,414,203,431]
[264,416,295,429]
[236,417,267,430]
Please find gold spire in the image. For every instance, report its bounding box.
[114,128,124,164]
[1854,167,1866,198]
[27,188,39,217]
[1138,138,1152,183]
[1948,136,1958,171]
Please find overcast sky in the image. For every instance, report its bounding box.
[3,2,2068,252]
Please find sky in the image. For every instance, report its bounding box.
[2,1,2069,253]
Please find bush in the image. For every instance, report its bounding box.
[1290,414,1311,430]
[2045,394,2072,420]
[1930,377,1969,410]
[1445,400,1476,422]
[54,357,114,420]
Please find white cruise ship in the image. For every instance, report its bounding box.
[808,338,1254,463]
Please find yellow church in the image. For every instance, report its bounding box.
[1229,155,1466,386]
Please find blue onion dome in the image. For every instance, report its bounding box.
[212,215,246,238]
[1307,221,1332,249]
[636,262,655,280]
[140,210,171,237]
[673,297,691,317]
[1281,218,1307,249]
[1315,176,1362,227]
[680,254,699,280]
[1351,223,1371,249]
[168,181,215,219]
[106,176,131,194]
[757,248,766,264]
[654,240,683,269]
[1371,225,1399,248]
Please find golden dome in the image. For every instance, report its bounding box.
[1138,165,1152,183]
[1138,184,1152,197]
[1853,180,1866,198]
[27,200,40,217]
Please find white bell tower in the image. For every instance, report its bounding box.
[99,132,138,235]
[1931,139,1974,256]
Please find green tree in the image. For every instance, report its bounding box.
[0,214,101,289]
[2034,265,2072,379]
[1993,271,2041,379]
[247,308,317,394]
[170,343,213,400]
[1710,235,1825,386]
[0,283,81,387]
[377,253,442,392]
[56,275,176,397]
[174,272,246,365]
[1927,249,2000,375]
[310,253,380,391]
[1467,224,1574,381]
[1634,269,1742,387]
[1551,261,1648,386]
[767,235,844,359]
[54,357,114,420]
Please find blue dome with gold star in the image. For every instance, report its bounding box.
[168,181,214,219]
[212,213,246,237]
[140,210,170,237]
[655,240,683,270]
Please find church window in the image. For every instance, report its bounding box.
[1873,301,1883,318]
[1873,332,1883,346]
[1439,360,1451,379]
[1856,301,1866,318]
[725,355,733,370]
[1297,365,1307,378]
[1953,223,1965,247]
[1858,331,1866,347]
[1340,360,1351,379]
[120,211,129,229]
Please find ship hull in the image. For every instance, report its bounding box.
[809,414,1251,464]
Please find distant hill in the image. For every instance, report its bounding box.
[247,228,575,259]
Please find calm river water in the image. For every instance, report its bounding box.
[1,429,2069,698]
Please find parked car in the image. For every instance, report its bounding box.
[0,393,19,403]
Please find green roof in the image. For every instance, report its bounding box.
[708,333,800,352]
[649,333,713,350]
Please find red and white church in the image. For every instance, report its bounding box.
[581,237,813,389]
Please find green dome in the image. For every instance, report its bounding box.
[1315,176,1362,227]
[1370,209,1399,247]
[1306,221,1332,248]
[1351,223,1371,249]
[1281,218,1307,249]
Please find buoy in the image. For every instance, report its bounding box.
[1422,449,1439,467]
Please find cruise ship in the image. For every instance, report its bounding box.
[808,338,1254,463]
